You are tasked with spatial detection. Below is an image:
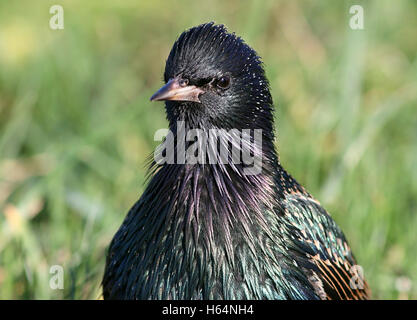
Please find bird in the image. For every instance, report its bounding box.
[102,22,370,300]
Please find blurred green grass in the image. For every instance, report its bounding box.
[0,0,416,299]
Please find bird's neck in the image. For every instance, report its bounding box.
[146,121,283,258]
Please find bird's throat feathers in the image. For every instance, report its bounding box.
[144,124,280,259]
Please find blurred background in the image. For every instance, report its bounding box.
[0,0,416,299]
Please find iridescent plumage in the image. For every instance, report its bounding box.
[102,23,370,300]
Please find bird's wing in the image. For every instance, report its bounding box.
[281,193,370,300]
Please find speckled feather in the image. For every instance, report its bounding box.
[102,23,370,300]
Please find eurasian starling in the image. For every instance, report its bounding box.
[102,22,370,300]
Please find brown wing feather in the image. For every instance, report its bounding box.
[282,193,371,300]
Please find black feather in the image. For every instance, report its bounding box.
[102,23,370,300]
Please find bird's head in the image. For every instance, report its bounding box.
[150,22,274,132]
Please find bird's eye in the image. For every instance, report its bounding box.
[179,78,189,87]
[216,76,230,89]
